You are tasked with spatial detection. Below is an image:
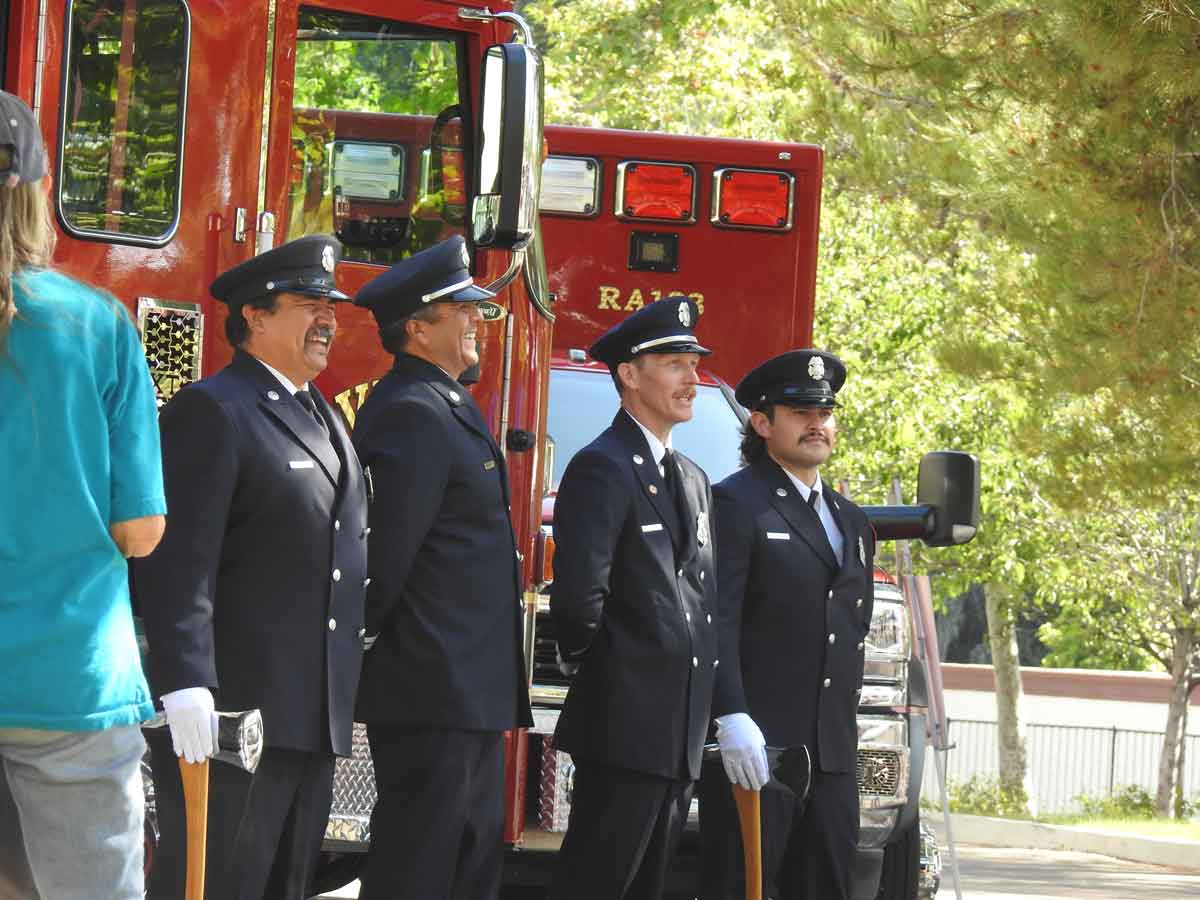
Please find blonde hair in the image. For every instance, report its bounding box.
[0,145,56,352]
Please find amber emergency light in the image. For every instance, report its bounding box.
[615,161,697,222]
[711,168,795,230]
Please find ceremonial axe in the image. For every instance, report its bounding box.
[705,744,813,900]
[144,709,264,900]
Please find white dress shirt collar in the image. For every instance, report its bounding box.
[783,468,822,505]
[622,408,672,472]
[257,359,307,397]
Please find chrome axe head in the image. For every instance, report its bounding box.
[143,708,264,774]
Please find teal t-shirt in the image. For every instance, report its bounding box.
[0,269,166,731]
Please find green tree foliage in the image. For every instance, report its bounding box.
[529,0,1200,814]
[774,1,1200,504]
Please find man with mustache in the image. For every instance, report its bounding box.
[550,297,718,900]
[698,350,875,900]
[135,235,369,900]
[351,235,532,900]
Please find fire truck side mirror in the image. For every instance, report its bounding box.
[916,451,981,547]
[472,43,544,249]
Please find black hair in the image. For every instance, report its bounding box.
[224,293,280,348]
[380,304,442,356]
[739,404,776,466]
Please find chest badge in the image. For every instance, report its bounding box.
[696,511,709,546]
[858,536,866,567]
[648,484,658,495]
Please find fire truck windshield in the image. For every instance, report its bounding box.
[546,368,744,492]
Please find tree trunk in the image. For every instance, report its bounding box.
[1156,631,1194,817]
[1174,699,1188,820]
[984,584,1032,816]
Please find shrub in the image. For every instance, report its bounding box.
[1075,785,1155,819]
[1073,785,1198,820]
[947,775,1031,819]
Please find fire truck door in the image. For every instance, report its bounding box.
[260,3,472,272]
[248,1,477,394]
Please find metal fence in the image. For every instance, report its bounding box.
[919,719,1200,815]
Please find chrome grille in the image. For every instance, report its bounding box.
[326,723,376,844]
[136,298,203,406]
[856,748,901,796]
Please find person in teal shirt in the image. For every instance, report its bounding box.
[0,89,166,900]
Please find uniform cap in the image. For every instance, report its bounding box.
[210,234,350,307]
[355,235,502,332]
[735,349,846,410]
[588,296,711,367]
[0,91,47,184]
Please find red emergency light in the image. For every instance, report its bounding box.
[615,161,696,223]
[711,167,795,230]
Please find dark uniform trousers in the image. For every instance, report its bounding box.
[551,763,692,900]
[698,761,858,900]
[360,727,503,900]
[146,729,335,900]
[550,411,718,900]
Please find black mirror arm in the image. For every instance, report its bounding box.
[863,504,937,543]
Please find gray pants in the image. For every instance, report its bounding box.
[0,725,146,900]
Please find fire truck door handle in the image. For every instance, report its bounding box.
[506,429,536,452]
[256,212,277,255]
[233,208,248,243]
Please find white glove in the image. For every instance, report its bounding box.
[161,687,219,764]
[716,712,770,791]
[556,645,580,677]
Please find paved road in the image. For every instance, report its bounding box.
[936,845,1200,900]
[318,845,1200,899]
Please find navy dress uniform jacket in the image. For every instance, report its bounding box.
[352,353,532,732]
[552,410,717,781]
[136,350,369,758]
[710,457,875,774]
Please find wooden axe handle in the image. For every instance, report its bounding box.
[732,784,762,900]
[178,758,209,900]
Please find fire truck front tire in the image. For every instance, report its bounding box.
[874,815,920,900]
[310,851,365,896]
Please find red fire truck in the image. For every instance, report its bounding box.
[5,2,976,898]
[4,0,550,889]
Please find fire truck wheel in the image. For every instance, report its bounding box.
[874,815,920,900]
[309,851,365,896]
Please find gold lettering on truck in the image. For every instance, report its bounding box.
[596,288,705,316]
[598,285,622,310]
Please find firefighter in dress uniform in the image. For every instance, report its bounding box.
[134,235,369,900]
[550,297,719,900]
[352,235,533,900]
[698,349,875,900]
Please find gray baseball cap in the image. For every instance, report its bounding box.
[0,91,47,184]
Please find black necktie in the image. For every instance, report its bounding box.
[661,450,688,551]
[661,449,679,500]
[295,389,329,438]
[807,489,820,511]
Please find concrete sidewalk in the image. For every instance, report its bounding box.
[928,813,1200,872]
